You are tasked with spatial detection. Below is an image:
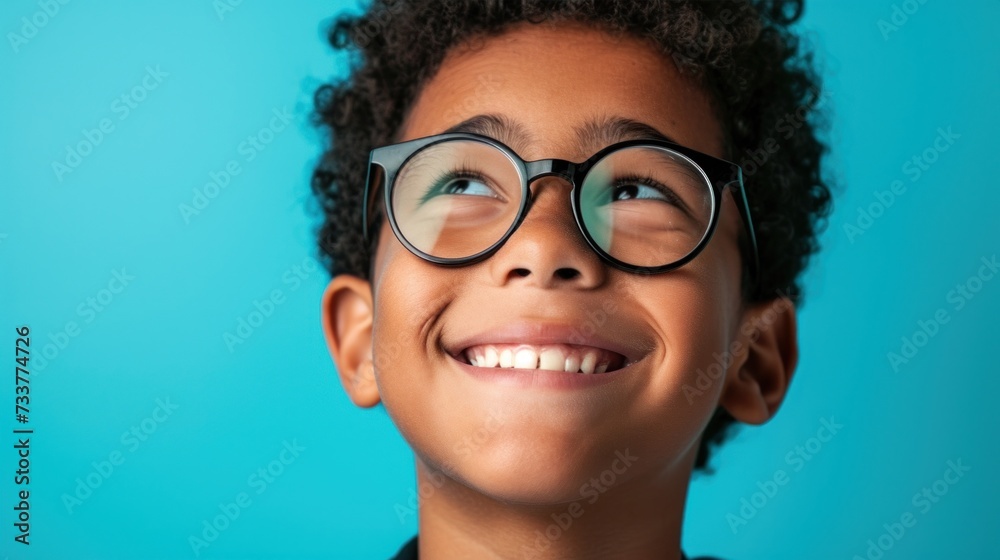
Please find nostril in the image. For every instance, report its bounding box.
[513,268,530,277]
[555,268,580,280]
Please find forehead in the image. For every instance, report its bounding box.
[399,22,725,161]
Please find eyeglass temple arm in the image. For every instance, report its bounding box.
[362,160,386,245]
[725,166,761,291]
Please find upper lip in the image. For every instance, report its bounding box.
[442,320,650,367]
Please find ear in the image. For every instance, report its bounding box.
[719,297,799,425]
[321,274,381,408]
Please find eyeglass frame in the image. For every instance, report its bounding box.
[362,131,760,283]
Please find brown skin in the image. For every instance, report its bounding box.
[322,23,798,560]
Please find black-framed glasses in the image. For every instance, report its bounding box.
[363,132,759,282]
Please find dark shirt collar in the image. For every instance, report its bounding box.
[390,535,716,560]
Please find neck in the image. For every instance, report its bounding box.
[414,451,694,560]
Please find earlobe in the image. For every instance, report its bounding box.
[321,274,381,408]
[719,297,799,425]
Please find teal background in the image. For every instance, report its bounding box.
[1,1,997,558]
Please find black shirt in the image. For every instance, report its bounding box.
[389,535,720,559]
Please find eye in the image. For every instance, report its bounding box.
[442,177,496,197]
[613,182,671,202]
[420,169,502,204]
[610,175,685,208]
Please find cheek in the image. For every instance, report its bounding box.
[617,248,742,463]
[368,243,484,467]
[369,236,432,411]
[369,251,446,411]
[668,248,740,385]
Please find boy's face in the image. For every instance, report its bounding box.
[325,24,796,504]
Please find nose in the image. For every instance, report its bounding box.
[487,175,607,289]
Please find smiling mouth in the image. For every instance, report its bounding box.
[457,343,628,374]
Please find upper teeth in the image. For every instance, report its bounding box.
[462,343,619,374]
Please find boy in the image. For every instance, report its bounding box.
[311,1,831,558]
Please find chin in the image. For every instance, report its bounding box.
[433,430,639,507]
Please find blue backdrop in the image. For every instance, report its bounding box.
[2,1,997,558]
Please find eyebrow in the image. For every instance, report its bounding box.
[441,113,680,157]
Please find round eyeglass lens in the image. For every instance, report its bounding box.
[579,146,715,268]
[391,139,524,260]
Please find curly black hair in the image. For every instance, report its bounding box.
[310,0,833,472]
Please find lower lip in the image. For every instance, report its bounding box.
[448,353,639,390]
